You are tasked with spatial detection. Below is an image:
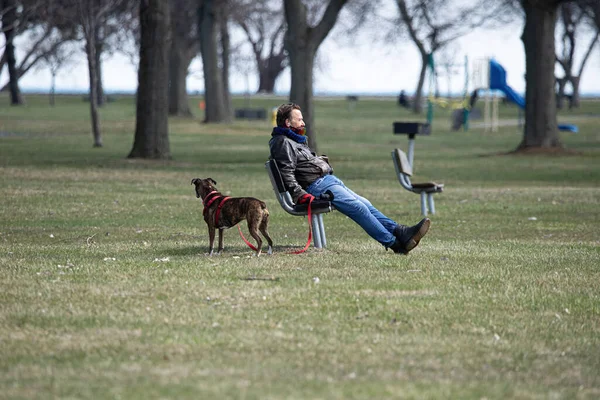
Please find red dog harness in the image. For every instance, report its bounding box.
[202,191,231,226]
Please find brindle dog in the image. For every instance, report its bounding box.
[192,178,273,256]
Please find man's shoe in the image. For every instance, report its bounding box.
[389,238,408,254]
[393,218,431,254]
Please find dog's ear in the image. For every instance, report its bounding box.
[191,178,198,186]
[208,178,217,186]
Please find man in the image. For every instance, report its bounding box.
[269,103,430,254]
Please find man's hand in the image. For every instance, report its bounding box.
[319,190,334,201]
[297,194,315,204]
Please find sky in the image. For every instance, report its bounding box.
[6,11,600,97]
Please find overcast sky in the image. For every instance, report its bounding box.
[7,10,600,96]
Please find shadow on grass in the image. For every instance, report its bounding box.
[161,244,312,257]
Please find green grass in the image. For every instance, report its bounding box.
[1,94,599,399]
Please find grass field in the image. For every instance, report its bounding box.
[1,93,599,399]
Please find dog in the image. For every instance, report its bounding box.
[191,178,273,256]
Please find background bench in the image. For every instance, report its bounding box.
[392,148,443,216]
[392,122,443,216]
[265,160,334,248]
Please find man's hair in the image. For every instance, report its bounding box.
[276,103,301,127]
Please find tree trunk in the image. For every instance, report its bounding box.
[257,67,276,93]
[555,76,567,109]
[95,38,105,107]
[2,0,24,105]
[284,0,347,153]
[85,36,103,147]
[517,1,562,150]
[199,0,229,123]
[49,72,56,107]
[168,43,193,117]
[570,75,580,109]
[412,53,429,115]
[129,0,171,159]
[288,43,317,151]
[257,55,286,93]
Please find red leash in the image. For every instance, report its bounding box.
[236,226,258,251]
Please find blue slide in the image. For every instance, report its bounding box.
[488,59,578,133]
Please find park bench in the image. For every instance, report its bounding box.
[392,122,444,216]
[265,159,335,249]
[234,108,267,120]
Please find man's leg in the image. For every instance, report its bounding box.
[338,180,430,252]
[307,175,430,254]
[341,185,398,233]
[306,176,396,247]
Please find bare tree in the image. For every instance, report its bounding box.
[66,0,118,146]
[37,40,76,106]
[231,0,288,94]
[395,0,502,114]
[555,2,599,109]
[284,0,348,153]
[198,0,231,123]
[1,1,77,94]
[128,0,171,159]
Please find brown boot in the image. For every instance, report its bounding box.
[392,218,431,254]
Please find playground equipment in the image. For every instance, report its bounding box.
[425,53,472,131]
[472,58,500,132]
[473,58,578,133]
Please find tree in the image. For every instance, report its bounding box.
[89,1,136,106]
[69,0,125,146]
[1,1,78,94]
[128,0,171,159]
[198,0,231,123]
[555,2,599,109]
[284,0,348,152]
[395,0,500,114]
[231,0,288,94]
[168,0,199,117]
[1,0,25,104]
[38,41,76,106]
[517,0,568,151]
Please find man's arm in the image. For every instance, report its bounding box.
[270,137,308,202]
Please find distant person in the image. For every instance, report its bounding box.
[268,103,430,254]
[469,89,479,108]
[398,90,410,109]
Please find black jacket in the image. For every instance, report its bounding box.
[269,134,332,202]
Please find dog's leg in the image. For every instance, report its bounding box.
[247,217,263,257]
[259,212,273,255]
[217,229,224,255]
[208,226,216,256]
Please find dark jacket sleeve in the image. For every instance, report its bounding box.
[269,136,308,202]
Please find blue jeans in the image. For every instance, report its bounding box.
[306,175,398,247]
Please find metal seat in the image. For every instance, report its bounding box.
[265,160,334,248]
[392,148,443,216]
